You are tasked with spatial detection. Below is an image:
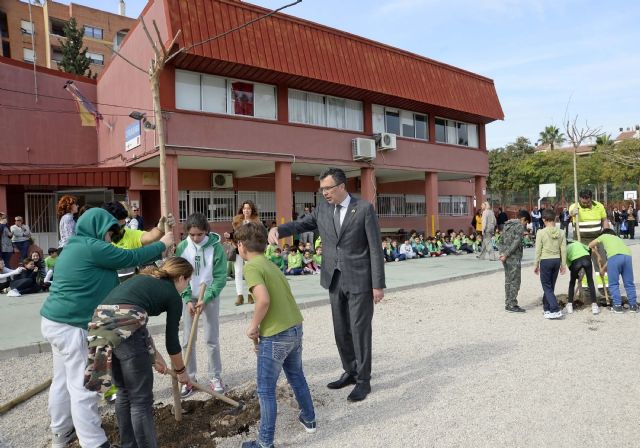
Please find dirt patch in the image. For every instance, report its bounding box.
[70,389,260,448]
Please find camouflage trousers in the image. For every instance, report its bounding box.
[503,256,522,307]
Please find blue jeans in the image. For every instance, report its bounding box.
[13,240,29,261]
[540,258,561,313]
[256,324,315,447]
[607,254,637,307]
[112,327,158,448]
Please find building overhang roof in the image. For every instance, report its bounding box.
[166,0,504,124]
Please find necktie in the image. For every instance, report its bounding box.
[334,204,342,234]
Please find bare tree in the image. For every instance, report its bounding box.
[565,115,601,241]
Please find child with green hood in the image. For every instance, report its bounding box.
[534,209,567,319]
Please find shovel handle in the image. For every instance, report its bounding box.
[184,283,207,368]
[171,376,182,422]
[167,369,240,408]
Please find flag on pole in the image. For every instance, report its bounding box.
[63,80,103,128]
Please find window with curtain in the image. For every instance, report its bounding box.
[435,117,479,148]
[288,89,362,131]
[175,69,277,120]
[374,104,428,140]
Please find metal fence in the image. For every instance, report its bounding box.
[180,190,278,223]
[376,194,469,217]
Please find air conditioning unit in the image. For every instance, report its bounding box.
[352,138,376,161]
[375,132,397,150]
[211,173,233,189]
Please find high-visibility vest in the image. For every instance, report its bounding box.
[569,201,607,239]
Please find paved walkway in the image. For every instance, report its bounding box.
[5,238,637,359]
[1,249,539,359]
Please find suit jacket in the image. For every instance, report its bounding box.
[278,196,386,293]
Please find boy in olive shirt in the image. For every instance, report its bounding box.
[589,229,637,313]
[235,222,316,448]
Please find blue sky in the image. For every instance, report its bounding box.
[60,0,640,149]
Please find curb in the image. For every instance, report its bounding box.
[0,260,535,361]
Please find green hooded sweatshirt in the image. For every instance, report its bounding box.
[40,208,166,328]
[535,225,567,268]
[175,232,227,304]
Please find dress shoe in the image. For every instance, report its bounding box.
[326,372,357,390]
[347,382,371,402]
[505,305,526,313]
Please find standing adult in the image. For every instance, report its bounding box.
[626,205,636,239]
[531,207,542,234]
[131,206,144,231]
[268,167,386,402]
[0,213,13,268]
[612,207,621,236]
[57,195,78,252]
[298,206,315,245]
[560,207,570,238]
[477,201,497,260]
[225,200,262,306]
[498,210,531,313]
[496,207,508,230]
[10,216,31,260]
[39,208,173,448]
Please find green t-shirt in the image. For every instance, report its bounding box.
[595,234,631,257]
[287,252,303,269]
[312,254,322,265]
[113,228,144,249]
[244,255,303,337]
[566,242,590,264]
[271,255,284,269]
[45,255,57,270]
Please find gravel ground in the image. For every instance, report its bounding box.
[2,246,640,448]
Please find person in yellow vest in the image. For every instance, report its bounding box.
[569,190,609,303]
[569,190,608,245]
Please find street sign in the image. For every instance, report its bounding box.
[539,183,556,198]
[125,122,141,151]
[624,191,637,200]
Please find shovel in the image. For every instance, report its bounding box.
[167,369,246,414]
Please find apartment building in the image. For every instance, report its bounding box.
[0,0,133,75]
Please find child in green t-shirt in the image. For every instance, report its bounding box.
[270,248,285,271]
[312,246,322,270]
[565,240,598,315]
[285,247,304,275]
[43,247,58,285]
[235,222,316,448]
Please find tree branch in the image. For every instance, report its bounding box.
[152,20,167,57]
[104,44,147,74]
[140,16,160,58]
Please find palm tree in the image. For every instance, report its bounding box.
[595,133,613,147]
[537,125,566,150]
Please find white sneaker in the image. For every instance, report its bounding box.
[548,311,563,319]
[543,311,551,319]
[592,303,600,315]
[565,303,573,314]
[6,289,21,297]
[51,428,77,448]
[211,378,225,393]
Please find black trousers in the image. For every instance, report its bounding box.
[328,270,374,383]
[568,255,597,304]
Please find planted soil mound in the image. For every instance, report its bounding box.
[71,390,260,448]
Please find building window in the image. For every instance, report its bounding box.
[438,196,469,216]
[84,25,103,40]
[23,47,34,62]
[435,118,479,148]
[51,46,63,62]
[175,69,277,120]
[21,20,34,35]
[114,30,128,50]
[376,194,425,217]
[288,89,363,132]
[50,18,66,37]
[373,105,428,140]
[1,41,10,58]
[86,52,103,65]
[0,11,9,39]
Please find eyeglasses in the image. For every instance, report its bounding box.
[318,183,343,193]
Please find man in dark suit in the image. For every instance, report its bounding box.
[268,167,386,402]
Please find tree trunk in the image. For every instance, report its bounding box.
[573,148,581,241]
[150,71,168,217]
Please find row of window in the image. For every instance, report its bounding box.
[376,194,469,217]
[23,47,103,65]
[21,19,104,40]
[175,69,480,148]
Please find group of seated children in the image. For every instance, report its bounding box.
[1,248,58,297]
[381,228,533,262]
[265,238,323,275]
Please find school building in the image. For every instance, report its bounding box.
[0,0,503,248]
